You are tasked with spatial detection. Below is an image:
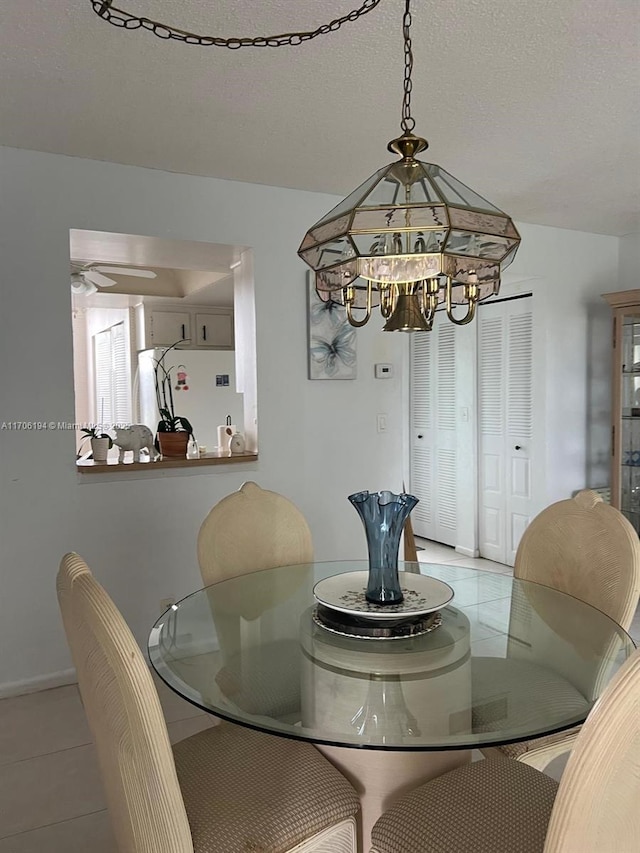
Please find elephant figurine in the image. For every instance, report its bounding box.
[113,425,159,463]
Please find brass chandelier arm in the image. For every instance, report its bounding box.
[380,285,398,318]
[445,276,478,326]
[344,284,373,328]
[90,0,384,47]
[419,282,438,329]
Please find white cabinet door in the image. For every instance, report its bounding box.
[478,298,534,565]
[410,317,458,546]
[149,311,190,347]
[195,311,234,349]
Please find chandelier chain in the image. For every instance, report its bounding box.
[401,0,415,133]
[90,1,383,47]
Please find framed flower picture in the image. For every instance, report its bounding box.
[307,272,357,380]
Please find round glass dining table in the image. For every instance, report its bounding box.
[148,560,633,847]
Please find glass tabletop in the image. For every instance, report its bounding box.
[148,561,634,751]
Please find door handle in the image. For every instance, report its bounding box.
[181,323,186,340]
[202,325,207,341]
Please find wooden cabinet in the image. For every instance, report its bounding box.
[195,310,234,348]
[138,305,234,350]
[149,310,191,347]
[603,289,640,532]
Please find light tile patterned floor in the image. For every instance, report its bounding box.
[0,675,214,851]
[0,541,637,848]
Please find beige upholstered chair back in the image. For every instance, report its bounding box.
[57,553,193,853]
[544,648,640,852]
[197,481,314,586]
[515,489,640,630]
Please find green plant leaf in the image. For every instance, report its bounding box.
[177,416,194,437]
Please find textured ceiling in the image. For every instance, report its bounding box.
[1,0,638,235]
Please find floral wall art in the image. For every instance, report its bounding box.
[307,272,357,380]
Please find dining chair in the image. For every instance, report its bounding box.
[481,489,640,771]
[196,481,314,719]
[369,647,640,853]
[57,552,359,853]
[197,480,313,586]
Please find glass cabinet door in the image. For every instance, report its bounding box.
[620,313,640,532]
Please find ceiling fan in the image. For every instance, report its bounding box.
[70,262,157,295]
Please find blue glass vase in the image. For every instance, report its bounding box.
[348,490,419,605]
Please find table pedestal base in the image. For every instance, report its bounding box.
[315,744,471,852]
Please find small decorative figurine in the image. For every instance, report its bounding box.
[113,425,159,463]
[174,365,189,391]
[229,431,246,454]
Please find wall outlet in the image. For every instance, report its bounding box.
[159,597,176,614]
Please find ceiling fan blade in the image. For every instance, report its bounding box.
[94,266,157,279]
[84,270,117,288]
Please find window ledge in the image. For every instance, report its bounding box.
[76,450,258,474]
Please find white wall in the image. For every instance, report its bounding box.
[0,145,624,693]
[0,146,407,693]
[619,233,640,290]
[505,223,620,503]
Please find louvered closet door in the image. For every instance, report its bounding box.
[478,298,533,565]
[410,317,458,546]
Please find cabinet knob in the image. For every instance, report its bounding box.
[515,445,522,450]
[417,434,424,439]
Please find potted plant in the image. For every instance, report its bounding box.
[154,341,194,458]
[78,427,113,463]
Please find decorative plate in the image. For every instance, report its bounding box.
[313,571,454,621]
[313,605,442,640]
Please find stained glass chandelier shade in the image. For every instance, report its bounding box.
[299,158,520,328]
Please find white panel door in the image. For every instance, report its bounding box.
[410,316,458,546]
[478,298,534,565]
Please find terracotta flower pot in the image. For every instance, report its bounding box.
[157,431,190,458]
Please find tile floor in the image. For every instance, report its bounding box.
[0,541,637,850]
[415,538,640,646]
[0,675,214,851]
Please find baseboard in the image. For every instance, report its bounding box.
[455,546,480,558]
[0,667,77,699]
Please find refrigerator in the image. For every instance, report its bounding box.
[137,348,244,452]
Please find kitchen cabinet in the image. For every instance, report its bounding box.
[137,305,234,350]
[195,310,234,348]
[148,310,191,347]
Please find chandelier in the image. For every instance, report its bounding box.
[298,0,521,332]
